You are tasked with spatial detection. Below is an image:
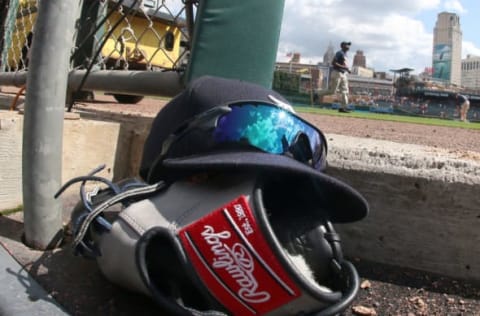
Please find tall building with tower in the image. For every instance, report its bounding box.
[432,12,462,86]
[353,50,366,68]
[322,42,335,66]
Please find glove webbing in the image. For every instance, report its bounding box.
[73,181,167,249]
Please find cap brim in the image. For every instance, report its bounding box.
[154,151,369,223]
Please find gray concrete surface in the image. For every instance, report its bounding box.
[0,243,68,316]
[327,134,480,183]
[326,134,480,282]
[0,110,119,209]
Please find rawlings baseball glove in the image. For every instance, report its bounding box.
[58,166,364,316]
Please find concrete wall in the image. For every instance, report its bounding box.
[1,110,480,283]
[0,111,120,209]
[71,110,153,181]
[0,112,23,209]
[326,135,480,282]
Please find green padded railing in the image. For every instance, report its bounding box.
[185,0,285,88]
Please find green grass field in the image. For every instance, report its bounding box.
[295,106,480,130]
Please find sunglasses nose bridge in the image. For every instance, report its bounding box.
[281,135,290,153]
[287,132,313,164]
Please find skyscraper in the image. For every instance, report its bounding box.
[353,50,366,68]
[323,42,335,66]
[432,12,462,86]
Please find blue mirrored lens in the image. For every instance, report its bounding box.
[212,104,325,169]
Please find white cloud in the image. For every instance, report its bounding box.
[443,0,467,14]
[462,41,480,58]
[277,0,436,73]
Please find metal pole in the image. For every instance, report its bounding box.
[68,70,184,97]
[0,71,27,86]
[23,0,79,250]
[73,0,101,69]
[184,0,195,48]
[69,0,101,100]
[309,68,314,106]
[0,69,184,96]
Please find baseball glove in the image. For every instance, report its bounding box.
[59,167,361,316]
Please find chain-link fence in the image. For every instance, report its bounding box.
[74,1,192,72]
[0,0,37,72]
[0,0,196,102]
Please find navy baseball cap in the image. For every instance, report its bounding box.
[341,41,351,47]
[140,76,368,222]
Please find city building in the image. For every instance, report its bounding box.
[353,50,366,68]
[275,60,393,99]
[432,12,462,86]
[352,66,374,78]
[348,74,393,97]
[461,55,480,91]
[288,52,301,63]
[274,55,321,93]
[274,46,393,102]
[322,42,335,66]
[419,67,434,81]
[374,72,390,80]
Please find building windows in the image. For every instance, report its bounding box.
[461,57,480,89]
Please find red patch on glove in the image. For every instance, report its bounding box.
[179,196,300,315]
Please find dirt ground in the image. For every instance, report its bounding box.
[1,89,480,315]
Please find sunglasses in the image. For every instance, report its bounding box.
[159,101,328,171]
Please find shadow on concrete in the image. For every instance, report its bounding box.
[0,208,159,316]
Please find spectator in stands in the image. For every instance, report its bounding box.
[456,93,470,122]
[317,41,352,113]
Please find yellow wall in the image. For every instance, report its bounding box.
[101,11,182,68]
[7,5,182,69]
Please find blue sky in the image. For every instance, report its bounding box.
[277,0,480,74]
